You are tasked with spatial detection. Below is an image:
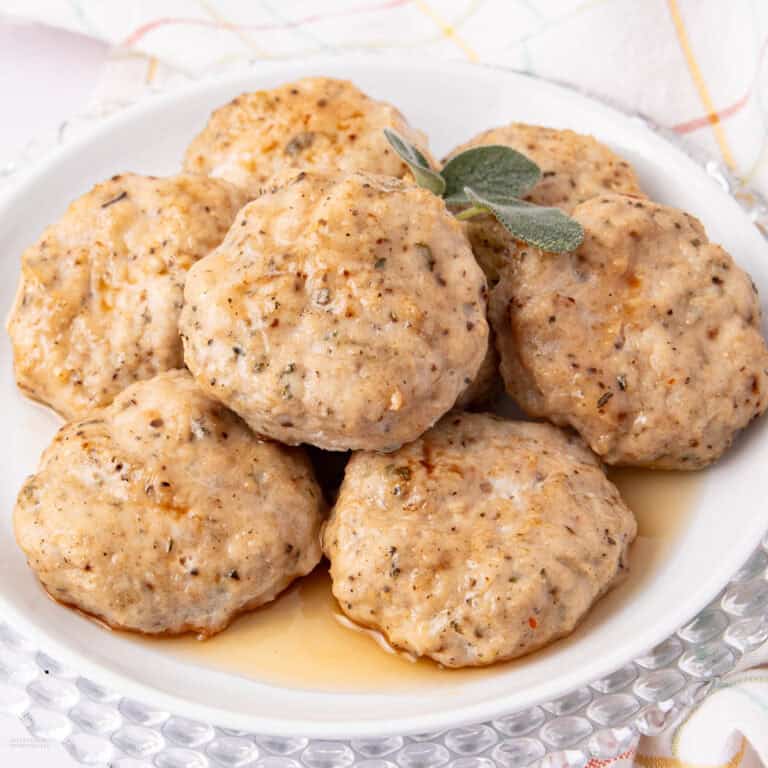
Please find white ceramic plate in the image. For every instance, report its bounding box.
[1,58,767,740]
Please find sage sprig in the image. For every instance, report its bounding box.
[384,129,446,196]
[384,129,584,253]
[441,145,540,205]
[462,188,584,254]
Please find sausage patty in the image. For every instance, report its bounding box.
[181,171,489,451]
[14,370,324,636]
[323,412,636,667]
[490,193,768,468]
[7,173,247,419]
[446,124,644,282]
[184,77,432,195]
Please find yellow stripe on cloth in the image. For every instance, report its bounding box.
[145,56,158,84]
[666,0,736,169]
[413,0,479,62]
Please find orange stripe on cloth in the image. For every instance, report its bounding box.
[666,0,736,169]
[673,92,750,133]
[587,748,636,767]
[673,36,768,134]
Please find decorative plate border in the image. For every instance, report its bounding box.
[1,63,768,768]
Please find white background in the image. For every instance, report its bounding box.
[0,17,106,768]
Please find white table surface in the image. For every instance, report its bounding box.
[0,17,107,768]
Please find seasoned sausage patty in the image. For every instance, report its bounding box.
[181,171,489,451]
[7,173,247,419]
[183,77,432,195]
[323,412,636,667]
[490,193,768,468]
[14,370,324,636]
[446,123,644,213]
[446,124,644,282]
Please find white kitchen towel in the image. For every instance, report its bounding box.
[2,0,768,194]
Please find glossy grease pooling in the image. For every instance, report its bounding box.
[124,469,699,692]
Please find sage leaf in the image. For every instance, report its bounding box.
[384,128,446,196]
[442,145,541,205]
[464,187,584,253]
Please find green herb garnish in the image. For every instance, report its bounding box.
[384,128,445,196]
[441,145,540,204]
[461,188,584,253]
[383,129,584,253]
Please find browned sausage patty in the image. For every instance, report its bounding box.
[491,193,768,468]
[324,412,636,667]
